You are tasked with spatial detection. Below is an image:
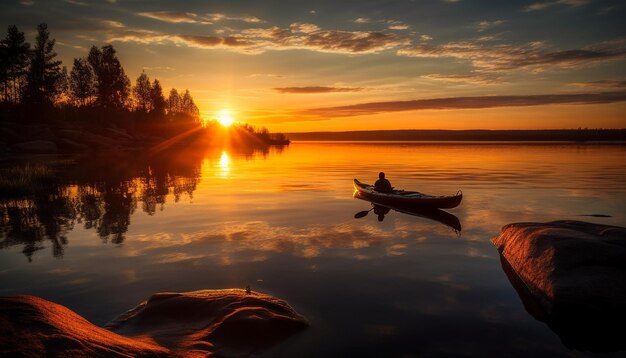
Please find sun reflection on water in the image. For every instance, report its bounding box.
[219,151,230,177]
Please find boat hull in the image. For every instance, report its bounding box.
[353,179,462,209]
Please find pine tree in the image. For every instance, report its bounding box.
[0,25,30,104]
[167,88,180,115]
[69,57,96,107]
[150,79,166,116]
[133,72,152,112]
[180,89,199,116]
[24,24,64,106]
[88,45,130,109]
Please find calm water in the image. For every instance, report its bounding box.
[1,142,626,357]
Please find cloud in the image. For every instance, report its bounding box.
[138,11,210,24]
[109,24,408,55]
[302,91,626,117]
[137,11,262,24]
[571,80,626,89]
[477,20,505,32]
[398,39,626,72]
[421,73,500,84]
[100,20,124,28]
[289,22,320,33]
[524,0,590,12]
[206,13,263,23]
[19,0,34,5]
[64,0,87,5]
[389,24,410,30]
[354,17,370,24]
[177,35,253,48]
[273,86,364,94]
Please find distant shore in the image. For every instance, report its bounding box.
[286,129,626,142]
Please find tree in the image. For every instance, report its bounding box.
[69,57,96,107]
[24,23,64,106]
[167,88,180,114]
[0,25,30,104]
[180,89,199,116]
[150,79,166,116]
[88,45,130,109]
[132,71,151,112]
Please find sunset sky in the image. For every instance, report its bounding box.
[1,0,625,131]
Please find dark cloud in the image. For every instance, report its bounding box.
[421,73,500,84]
[177,35,253,47]
[303,30,406,53]
[302,91,626,117]
[274,86,364,94]
[399,40,626,72]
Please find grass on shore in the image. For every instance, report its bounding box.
[0,163,58,198]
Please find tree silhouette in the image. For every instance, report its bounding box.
[0,25,30,104]
[69,57,96,107]
[150,79,166,117]
[180,89,199,116]
[87,45,130,109]
[24,24,64,106]
[167,88,180,114]
[133,71,152,112]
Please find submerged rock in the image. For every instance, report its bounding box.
[0,289,308,357]
[493,220,626,352]
[106,289,308,357]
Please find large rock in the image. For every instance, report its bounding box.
[11,140,58,153]
[492,220,626,314]
[0,289,308,357]
[493,220,626,352]
[0,295,168,357]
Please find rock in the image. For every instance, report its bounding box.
[0,295,168,357]
[106,289,308,357]
[493,220,626,352]
[0,289,307,357]
[11,140,58,153]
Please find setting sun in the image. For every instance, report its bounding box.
[217,111,234,127]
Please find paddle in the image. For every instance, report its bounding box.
[354,208,374,218]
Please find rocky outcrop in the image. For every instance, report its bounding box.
[0,295,168,357]
[0,289,308,357]
[493,220,626,352]
[106,289,308,357]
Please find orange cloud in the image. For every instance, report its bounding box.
[273,86,364,94]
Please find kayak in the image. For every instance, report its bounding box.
[353,191,462,232]
[353,179,462,209]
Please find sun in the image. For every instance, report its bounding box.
[217,110,234,127]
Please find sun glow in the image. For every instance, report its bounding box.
[217,110,234,127]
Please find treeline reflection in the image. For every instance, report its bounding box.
[0,148,232,261]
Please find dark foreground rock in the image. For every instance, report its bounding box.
[0,289,308,357]
[492,220,626,352]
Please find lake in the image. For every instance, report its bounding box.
[1,142,625,357]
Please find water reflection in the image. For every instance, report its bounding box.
[0,142,625,356]
[0,149,209,260]
[353,191,462,232]
[499,256,626,353]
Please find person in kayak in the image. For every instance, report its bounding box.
[374,172,393,193]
